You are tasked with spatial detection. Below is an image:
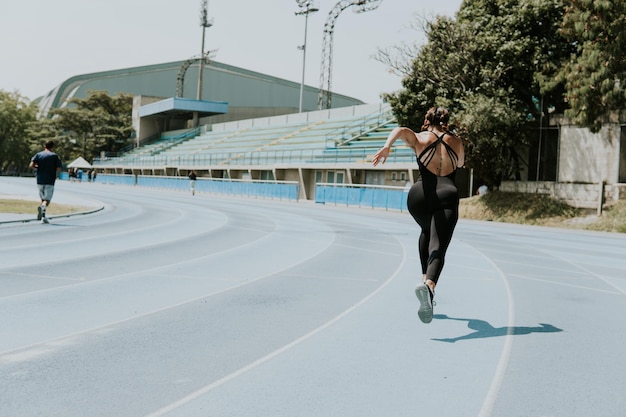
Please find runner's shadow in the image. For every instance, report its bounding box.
[431,314,563,343]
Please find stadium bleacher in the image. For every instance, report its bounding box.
[94,104,411,169]
[91,103,468,202]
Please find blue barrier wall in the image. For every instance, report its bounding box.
[94,174,299,201]
[63,174,405,210]
[315,184,409,212]
[97,174,136,186]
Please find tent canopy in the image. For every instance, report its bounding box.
[67,156,93,169]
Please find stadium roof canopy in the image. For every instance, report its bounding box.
[138,97,228,119]
[36,60,365,124]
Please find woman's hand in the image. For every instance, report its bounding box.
[372,146,390,166]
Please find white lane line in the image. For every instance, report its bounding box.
[0,210,326,302]
[2,204,193,251]
[285,273,382,283]
[508,275,622,294]
[0,271,87,282]
[0,227,338,358]
[539,250,626,296]
[0,207,355,357]
[141,239,408,417]
[488,259,589,276]
[456,240,515,417]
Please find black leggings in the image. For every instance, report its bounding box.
[407,175,459,284]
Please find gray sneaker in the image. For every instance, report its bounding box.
[415,283,434,324]
[41,216,49,224]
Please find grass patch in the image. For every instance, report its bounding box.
[460,190,626,233]
[582,200,626,233]
[460,191,580,224]
[0,199,91,216]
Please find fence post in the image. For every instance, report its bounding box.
[597,180,604,216]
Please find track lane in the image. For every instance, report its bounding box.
[1,178,625,417]
[1,183,409,416]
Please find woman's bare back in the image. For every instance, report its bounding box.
[414,130,464,177]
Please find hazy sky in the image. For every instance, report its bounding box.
[0,0,462,104]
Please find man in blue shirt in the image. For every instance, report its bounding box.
[29,140,62,224]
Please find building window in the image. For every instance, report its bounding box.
[260,171,274,181]
[325,170,345,184]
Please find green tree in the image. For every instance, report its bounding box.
[30,90,134,163]
[381,0,569,186]
[540,0,626,132]
[0,90,38,174]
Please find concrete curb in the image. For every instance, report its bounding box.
[0,205,105,225]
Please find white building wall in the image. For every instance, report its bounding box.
[558,123,620,184]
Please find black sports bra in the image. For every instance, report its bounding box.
[417,131,459,174]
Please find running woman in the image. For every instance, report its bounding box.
[372,107,465,323]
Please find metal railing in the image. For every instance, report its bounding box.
[324,110,395,147]
[93,146,416,168]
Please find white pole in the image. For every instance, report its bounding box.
[296,2,318,113]
[298,12,310,113]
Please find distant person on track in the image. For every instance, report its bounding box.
[372,107,465,323]
[188,170,197,195]
[29,140,63,224]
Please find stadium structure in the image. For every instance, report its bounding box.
[39,58,472,202]
[34,0,626,208]
[39,57,626,208]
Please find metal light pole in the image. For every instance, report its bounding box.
[318,0,382,110]
[197,0,213,101]
[296,1,319,113]
[193,0,213,127]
